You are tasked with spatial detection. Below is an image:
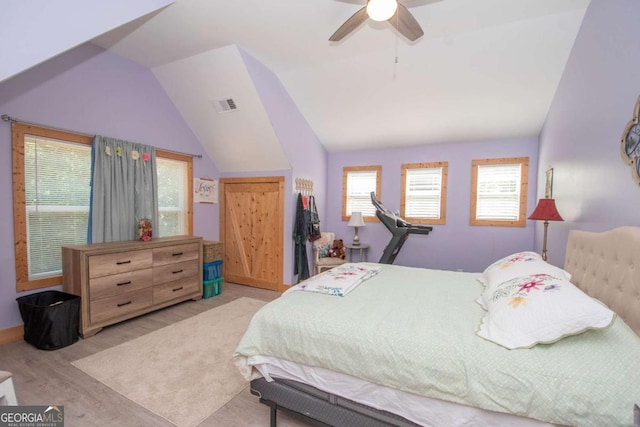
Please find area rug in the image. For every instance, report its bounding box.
[72,297,267,427]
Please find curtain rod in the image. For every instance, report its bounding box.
[1,114,203,159]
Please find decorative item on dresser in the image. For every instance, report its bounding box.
[62,236,203,338]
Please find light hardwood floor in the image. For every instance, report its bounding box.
[0,283,315,427]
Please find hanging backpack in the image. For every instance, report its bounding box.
[308,196,321,241]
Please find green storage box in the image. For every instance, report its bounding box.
[203,278,222,299]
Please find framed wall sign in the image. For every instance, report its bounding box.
[194,178,218,203]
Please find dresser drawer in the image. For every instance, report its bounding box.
[62,236,202,337]
[89,269,153,301]
[89,249,153,278]
[153,276,201,305]
[153,259,200,285]
[153,243,200,266]
[90,288,152,324]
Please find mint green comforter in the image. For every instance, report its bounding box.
[234,264,640,426]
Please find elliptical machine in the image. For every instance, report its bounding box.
[370,192,433,264]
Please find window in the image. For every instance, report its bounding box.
[401,162,448,225]
[342,165,381,221]
[156,151,193,237]
[470,157,528,227]
[13,124,93,291]
[13,123,193,292]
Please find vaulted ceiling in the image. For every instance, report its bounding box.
[89,1,591,167]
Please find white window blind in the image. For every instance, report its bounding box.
[405,167,442,218]
[476,163,521,221]
[156,157,188,237]
[24,136,91,280]
[346,170,377,217]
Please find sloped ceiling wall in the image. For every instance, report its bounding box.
[152,45,291,173]
[0,0,174,83]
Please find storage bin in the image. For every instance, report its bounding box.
[203,278,223,299]
[203,260,223,281]
[203,240,223,263]
[16,290,80,350]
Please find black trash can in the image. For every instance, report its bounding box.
[16,290,80,350]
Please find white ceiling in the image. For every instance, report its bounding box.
[152,45,292,173]
[92,0,591,156]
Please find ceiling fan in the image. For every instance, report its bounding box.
[329,0,424,42]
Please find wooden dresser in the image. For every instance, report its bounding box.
[62,236,203,338]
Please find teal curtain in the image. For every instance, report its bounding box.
[89,135,158,243]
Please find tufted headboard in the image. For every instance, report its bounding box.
[564,227,640,336]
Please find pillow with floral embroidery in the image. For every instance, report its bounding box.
[478,252,572,306]
[477,273,615,349]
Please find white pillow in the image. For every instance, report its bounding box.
[478,252,572,306]
[477,273,615,349]
[479,251,572,286]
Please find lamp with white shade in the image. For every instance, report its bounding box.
[348,212,366,246]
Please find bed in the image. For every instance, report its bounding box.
[233,227,640,426]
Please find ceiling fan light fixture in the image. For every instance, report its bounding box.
[366,0,397,22]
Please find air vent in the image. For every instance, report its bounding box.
[211,98,238,114]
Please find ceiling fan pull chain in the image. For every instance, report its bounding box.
[393,10,399,80]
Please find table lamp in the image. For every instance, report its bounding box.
[528,199,563,261]
[348,212,365,246]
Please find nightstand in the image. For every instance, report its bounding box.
[344,243,369,262]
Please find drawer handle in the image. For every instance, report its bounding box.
[172,269,184,274]
[116,260,132,265]
[117,301,132,307]
[117,281,132,286]
[172,252,184,257]
[172,286,184,292]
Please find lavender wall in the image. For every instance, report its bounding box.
[240,49,328,285]
[537,0,640,268]
[0,43,219,330]
[0,0,174,82]
[327,137,539,273]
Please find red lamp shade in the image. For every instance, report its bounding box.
[528,199,563,221]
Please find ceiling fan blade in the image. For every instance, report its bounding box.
[388,3,424,41]
[329,6,368,42]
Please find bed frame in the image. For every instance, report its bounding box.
[250,377,420,427]
[251,227,640,426]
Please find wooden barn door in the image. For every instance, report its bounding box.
[220,177,284,291]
